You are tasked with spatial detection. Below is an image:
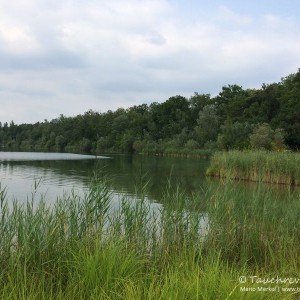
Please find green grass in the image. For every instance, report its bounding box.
[206,150,300,185]
[0,175,300,299]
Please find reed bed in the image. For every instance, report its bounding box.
[0,176,299,299]
[140,148,213,159]
[206,150,300,185]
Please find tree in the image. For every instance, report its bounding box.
[194,105,219,146]
[272,128,286,151]
[215,85,248,122]
[55,135,67,152]
[149,96,191,139]
[217,121,253,150]
[249,123,286,150]
[189,93,212,123]
[80,138,92,153]
[250,123,274,150]
[272,70,300,149]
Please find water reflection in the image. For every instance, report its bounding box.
[0,152,210,204]
[1,152,298,205]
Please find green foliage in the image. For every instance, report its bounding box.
[194,105,219,147]
[272,128,286,151]
[188,92,212,122]
[250,123,286,150]
[0,175,300,298]
[55,135,67,152]
[0,69,299,153]
[185,139,200,150]
[217,121,253,150]
[272,70,300,148]
[80,138,92,153]
[250,123,274,150]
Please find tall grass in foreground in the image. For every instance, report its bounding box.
[0,177,300,299]
[206,150,300,185]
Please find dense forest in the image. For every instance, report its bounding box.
[1,69,300,154]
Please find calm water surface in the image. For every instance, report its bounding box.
[0,152,210,204]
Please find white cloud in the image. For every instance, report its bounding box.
[0,0,300,123]
[217,5,253,26]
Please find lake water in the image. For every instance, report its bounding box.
[0,152,210,204]
[1,151,298,242]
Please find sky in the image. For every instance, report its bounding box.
[0,0,300,124]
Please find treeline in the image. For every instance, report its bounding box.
[1,69,300,154]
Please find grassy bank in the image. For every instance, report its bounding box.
[0,176,299,299]
[206,150,300,185]
[139,149,213,159]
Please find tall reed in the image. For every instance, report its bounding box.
[206,150,300,185]
[0,175,299,299]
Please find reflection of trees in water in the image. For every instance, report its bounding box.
[2,154,296,208]
[1,155,211,204]
[97,155,210,200]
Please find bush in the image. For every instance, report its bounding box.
[250,123,286,150]
[184,139,200,150]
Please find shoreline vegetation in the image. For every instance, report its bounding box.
[1,69,300,155]
[0,175,299,299]
[138,148,213,159]
[206,150,300,185]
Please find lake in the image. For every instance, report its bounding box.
[1,151,297,207]
[0,152,210,204]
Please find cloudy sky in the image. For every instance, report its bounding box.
[0,0,300,124]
